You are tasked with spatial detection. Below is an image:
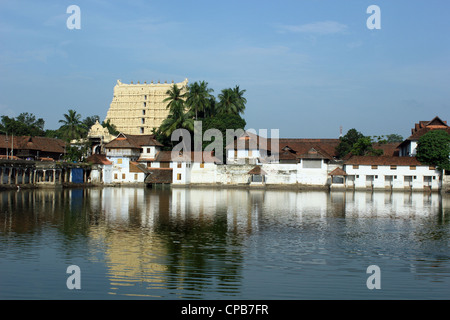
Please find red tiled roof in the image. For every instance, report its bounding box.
[248,166,267,175]
[86,154,112,165]
[0,135,65,154]
[155,150,221,163]
[345,156,423,166]
[105,134,163,149]
[329,167,347,176]
[403,116,449,142]
[145,168,173,184]
[226,131,271,151]
[276,138,340,160]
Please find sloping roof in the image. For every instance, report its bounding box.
[105,134,163,149]
[275,138,340,161]
[0,135,65,154]
[154,150,221,163]
[329,167,347,176]
[399,116,450,145]
[248,165,267,175]
[225,131,271,151]
[345,156,423,166]
[372,142,400,156]
[86,153,112,165]
[145,168,173,184]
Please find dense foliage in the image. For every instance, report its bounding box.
[416,130,450,171]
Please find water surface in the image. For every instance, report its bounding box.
[1,187,449,299]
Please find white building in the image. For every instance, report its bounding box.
[344,156,441,191]
[104,133,163,184]
[398,116,450,157]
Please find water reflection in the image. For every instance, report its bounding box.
[1,187,449,299]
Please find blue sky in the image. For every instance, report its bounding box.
[1,0,449,139]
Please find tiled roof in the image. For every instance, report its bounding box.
[402,116,449,142]
[0,135,65,154]
[276,138,340,160]
[154,150,221,163]
[248,166,267,175]
[329,167,347,176]
[225,131,271,151]
[345,156,423,166]
[145,168,173,184]
[105,134,163,149]
[86,154,112,165]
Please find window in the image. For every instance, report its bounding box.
[353,165,359,169]
[141,118,145,124]
[177,173,182,181]
[114,173,118,180]
[371,165,378,169]
[142,110,146,115]
[147,148,150,153]
[177,162,182,168]
[144,95,147,100]
[134,174,138,180]
[122,174,126,180]
[143,102,146,107]
[410,165,416,170]
[140,127,144,134]
[303,160,322,169]
[390,165,397,170]
[117,158,122,164]
[429,166,436,170]
[200,162,205,168]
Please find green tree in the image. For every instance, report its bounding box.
[101,119,119,136]
[216,86,246,115]
[163,84,187,119]
[83,115,100,129]
[186,81,214,119]
[416,130,450,171]
[201,113,246,159]
[336,128,365,158]
[58,109,87,141]
[385,133,404,143]
[351,136,384,156]
[0,112,45,136]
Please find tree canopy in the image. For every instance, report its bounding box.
[416,130,450,171]
[336,128,386,158]
[0,112,45,136]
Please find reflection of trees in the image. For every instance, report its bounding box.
[154,198,244,297]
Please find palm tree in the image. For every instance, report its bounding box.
[158,111,194,139]
[163,84,187,119]
[186,81,214,119]
[216,86,246,115]
[232,85,247,112]
[159,84,194,139]
[58,109,87,141]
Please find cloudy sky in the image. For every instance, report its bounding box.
[1,0,449,139]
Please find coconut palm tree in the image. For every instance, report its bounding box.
[58,109,87,141]
[163,84,187,119]
[216,86,246,115]
[159,84,193,139]
[186,81,214,119]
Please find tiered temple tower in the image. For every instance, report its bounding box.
[105,78,189,135]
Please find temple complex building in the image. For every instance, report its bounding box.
[104,78,189,135]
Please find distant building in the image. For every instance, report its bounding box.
[0,135,66,161]
[104,133,163,184]
[105,78,189,135]
[344,155,441,191]
[398,116,450,157]
[87,120,117,155]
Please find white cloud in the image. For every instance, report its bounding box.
[277,21,348,35]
